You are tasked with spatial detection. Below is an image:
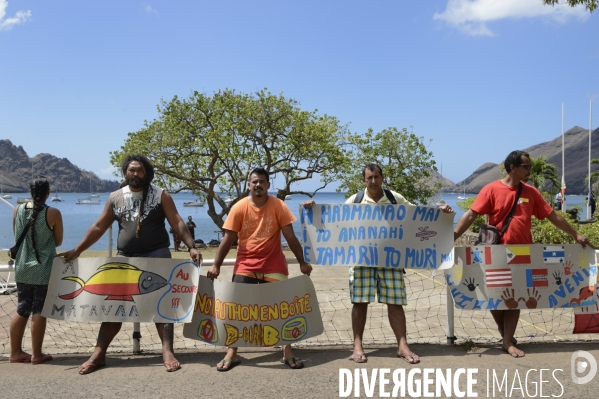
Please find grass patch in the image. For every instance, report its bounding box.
[463,340,479,352]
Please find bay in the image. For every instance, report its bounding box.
[0,191,590,251]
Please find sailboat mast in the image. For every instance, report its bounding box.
[561,103,567,212]
[588,100,593,219]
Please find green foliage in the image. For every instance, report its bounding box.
[531,210,599,245]
[531,212,576,244]
[589,158,599,184]
[543,0,597,12]
[336,127,440,204]
[456,196,485,233]
[528,156,559,192]
[586,159,599,206]
[110,88,352,228]
[528,155,560,206]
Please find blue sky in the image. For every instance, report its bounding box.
[1,0,597,191]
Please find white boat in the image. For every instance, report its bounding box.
[457,181,469,200]
[88,176,99,197]
[224,196,234,205]
[0,194,11,199]
[51,173,64,202]
[17,197,32,204]
[285,194,292,200]
[76,198,101,205]
[183,199,204,207]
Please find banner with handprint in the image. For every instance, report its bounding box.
[446,245,597,310]
[182,275,323,347]
[42,257,200,322]
[300,203,455,269]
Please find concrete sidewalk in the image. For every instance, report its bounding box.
[1,342,597,398]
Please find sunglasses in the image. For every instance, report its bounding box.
[518,164,532,170]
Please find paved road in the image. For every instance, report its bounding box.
[1,342,598,398]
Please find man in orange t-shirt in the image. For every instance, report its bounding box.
[207,167,312,371]
[454,150,593,358]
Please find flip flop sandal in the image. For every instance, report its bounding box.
[216,359,240,372]
[398,353,420,364]
[32,354,53,365]
[78,361,106,375]
[9,354,32,363]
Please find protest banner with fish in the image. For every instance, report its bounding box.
[42,257,200,323]
[183,275,323,347]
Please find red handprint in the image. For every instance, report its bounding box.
[501,288,520,309]
[518,288,542,309]
[563,261,573,275]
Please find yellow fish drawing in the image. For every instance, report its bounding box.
[60,262,167,301]
[224,323,279,347]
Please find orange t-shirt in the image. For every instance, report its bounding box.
[471,180,554,244]
[223,196,296,275]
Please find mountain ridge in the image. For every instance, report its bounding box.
[0,140,120,193]
[439,126,599,195]
[3,127,598,195]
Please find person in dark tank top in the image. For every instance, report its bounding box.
[59,154,202,374]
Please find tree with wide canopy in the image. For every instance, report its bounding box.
[111,89,441,229]
[110,88,353,228]
[336,127,441,205]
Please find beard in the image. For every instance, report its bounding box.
[125,176,148,189]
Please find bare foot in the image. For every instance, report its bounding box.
[349,352,368,363]
[162,350,180,372]
[502,345,525,358]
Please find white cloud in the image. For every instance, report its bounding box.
[0,0,31,31]
[99,165,119,179]
[434,0,589,36]
[145,4,159,16]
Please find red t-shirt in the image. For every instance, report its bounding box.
[223,196,296,275]
[471,180,554,244]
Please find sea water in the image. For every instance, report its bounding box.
[0,191,589,251]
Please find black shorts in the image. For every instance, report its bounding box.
[16,283,48,318]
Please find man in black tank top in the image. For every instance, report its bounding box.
[60,154,202,374]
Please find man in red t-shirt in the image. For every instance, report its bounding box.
[454,150,593,358]
[207,168,312,371]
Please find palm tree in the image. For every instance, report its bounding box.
[588,158,599,184]
[528,156,559,194]
[585,159,599,211]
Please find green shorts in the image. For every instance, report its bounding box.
[349,266,407,305]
